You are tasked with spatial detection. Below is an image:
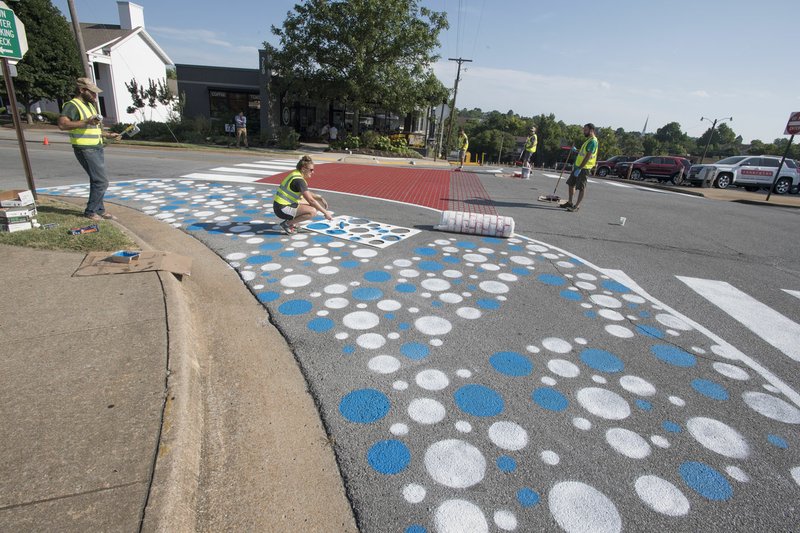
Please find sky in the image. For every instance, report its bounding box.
[51,0,800,143]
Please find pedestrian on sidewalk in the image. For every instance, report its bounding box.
[329,124,338,142]
[563,123,598,212]
[273,155,332,234]
[57,77,121,221]
[235,111,248,148]
[457,128,469,170]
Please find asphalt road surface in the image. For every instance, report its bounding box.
[5,141,800,532]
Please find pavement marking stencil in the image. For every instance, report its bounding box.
[304,215,420,248]
[39,179,800,532]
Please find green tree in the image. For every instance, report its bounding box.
[7,0,82,121]
[696,123,737,159]
[267,0,447,135]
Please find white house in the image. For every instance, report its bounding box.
[79,1,174,124]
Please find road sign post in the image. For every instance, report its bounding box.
[765,111,799,201]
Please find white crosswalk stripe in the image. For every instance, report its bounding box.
[678,276,800,363]
[782,289,800,301]
[179,158,326,184]
[180,173,263,183]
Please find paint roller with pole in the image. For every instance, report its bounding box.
[538,146,576,203]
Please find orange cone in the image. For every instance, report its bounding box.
[43,136,49,146]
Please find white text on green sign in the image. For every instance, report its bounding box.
[0,7,21,59]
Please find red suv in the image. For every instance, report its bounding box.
[594,155,637,177]
[616,156,692,184]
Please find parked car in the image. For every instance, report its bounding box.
[594,155,637,177]
[686,155,800,194]
[615,156,692,184]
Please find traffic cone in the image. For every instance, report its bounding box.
[43,136,49,146]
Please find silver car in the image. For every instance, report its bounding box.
[686,155,800,194]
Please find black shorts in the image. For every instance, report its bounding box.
[273,201,298,220]
[566,168,589,190]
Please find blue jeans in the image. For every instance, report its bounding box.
[73,146,108,216]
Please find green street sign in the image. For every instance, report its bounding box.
[0,6,22,60]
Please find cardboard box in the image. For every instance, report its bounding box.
[74,251,192,279]
[0,206,37,220]
[0,190,35,208]
[1,221,33,233]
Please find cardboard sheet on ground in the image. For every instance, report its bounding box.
[303,215,420,248]
[74,251,192,278]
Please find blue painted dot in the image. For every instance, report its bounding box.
[537,274,566,286]
[400,342,429,360]
[497,456,517,472]
[431,301,443,308]
[517,488,540,507]
[279,251,297,258]
[342,345,355,354]
[508,245,523,251]
[405,526,427,533]
[585,310,598,319]
[246,255,272,264]
[396,283,417,293]
[532,387,569,411]
[415,247,437,256]
[419,261,443,272]
[257,291,280,303]
[636,399,653,411]
[353,287,383,301]
[339,389,390,423]
[490,351,533,377]
[560,290,582,301]
[341,261,359,269]
[454,384,504,417]
[679,461,733,501]
[456,241,477,249]
[767,434,788,449]
[663,421,682,433]
[636,324,664,338]
[367,439,410,475]
[511,267,531,276]
[384,313,395,320]
[307,222,329,230]
[651,345,697,368]
[601,280,632,293]
[278,299,313,316]
[442,256,460,264]
[639,311,651,318]
[364,270,391,282]
[398,323,411,331]
[307,317,334,333]
[260,242,283,251]
[691,379,729,400]
[483,237,503,244]
[312,235,333,244]
[580,348,625,373]
[477,299,501,310]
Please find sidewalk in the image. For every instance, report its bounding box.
[0,200,357,532]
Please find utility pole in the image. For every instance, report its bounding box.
[698,116,732,164]
[443,57,472,160]
[67,0,92,78]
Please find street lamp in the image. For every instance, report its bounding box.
[698,116,732,164]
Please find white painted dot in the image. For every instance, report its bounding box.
[526,345,540,354]
[457,307,482,319]
[606,427,651,459]
[687,417,750,459]
[443,269,463,278]
[335,332,349,340]
[493,509,517,531]
[605,324,634,338]
[577,388,631,420]
[464,253,487,263]
[368,355,401,374]
[650,436,670,448]
[408,398,447,424]
[498,273,518,282]
[710,344,739,360]
[435,499,488,533]
[576,281,596,291]
[592,375,607,384]
[573,417,592,431]
[318,266,339,275]
[548,481,621,533]
[479,280,509,294]
[619,375,656,397]
[455,420,472,433]
[415,316,452,336]
[726,466,750,483]
[241,271,256,282]
[510,255,534,266]
[430,339,443,347]
[541,450,560,465]
[542,337,572,354]
[394,259,412,267]
[377,299,402,311]
[440,293,464,304]
[416,369,450,391]
[425,440,486,489]
[353,248,377,258]
[403,483,426,504]
[422,278,451,291]
[634,475,690,516]
[393,380,408,391]
[399,269,420,278]
[356,333,385,349]
[260,263,282,272]
[527,244,549,252]
[655,313,692,331]
[225,252,247,261]
[598,309,625,321]
[789,467,800,487]
[457,369,472,378]
[742,391,800,423]
[713,362,750,381]
[324,284,348,294]
[488,421,529,451]
[574,337,588,345]
[541,376,557,386]
[343,311,380,330]
[590,294,623,308]
[556,260,575,269]
[547,359,580,378]
[303,247,329,257]
[390,423,409,435]
[669,396,686,407]
[325,298,349,309]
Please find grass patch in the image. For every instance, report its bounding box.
[0,197,137,253]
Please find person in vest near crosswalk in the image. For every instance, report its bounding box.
[563,123,598,213]
[273,155,332,234]
[457,128,469,170]
[57,77,121,221]
[520,126,538,174]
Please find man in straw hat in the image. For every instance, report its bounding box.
[58,77,121,221]
[520,126,538,171]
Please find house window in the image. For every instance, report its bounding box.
[93,63,101,81]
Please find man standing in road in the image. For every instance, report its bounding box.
[57,77,121,221]
[235,111,248,148]
[521,126,538,170]
[563,123,598,212]
[457,128,469,170]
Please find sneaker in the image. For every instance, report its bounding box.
[566,205,580,212]
[561,202,574,209]
[279,220,296,235]
[84,213,102,221]
[99,213,117,220]
[295,224,310,233]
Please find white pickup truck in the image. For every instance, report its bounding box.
[686,155,799,194]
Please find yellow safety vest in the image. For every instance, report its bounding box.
[274,170,305,206]
[525,134,538,153]
[458,133,468,151]
[575,135,598,169]
[65,98,102,147]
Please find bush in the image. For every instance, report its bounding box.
[39,111,60,124]
[277,127,300,150]
[136,121,173,141]
[331,134,360,150]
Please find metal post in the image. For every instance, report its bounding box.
[2,57,37,198]
[765,134,794,201]
[67,0,92,78]
[443,57,472,159]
